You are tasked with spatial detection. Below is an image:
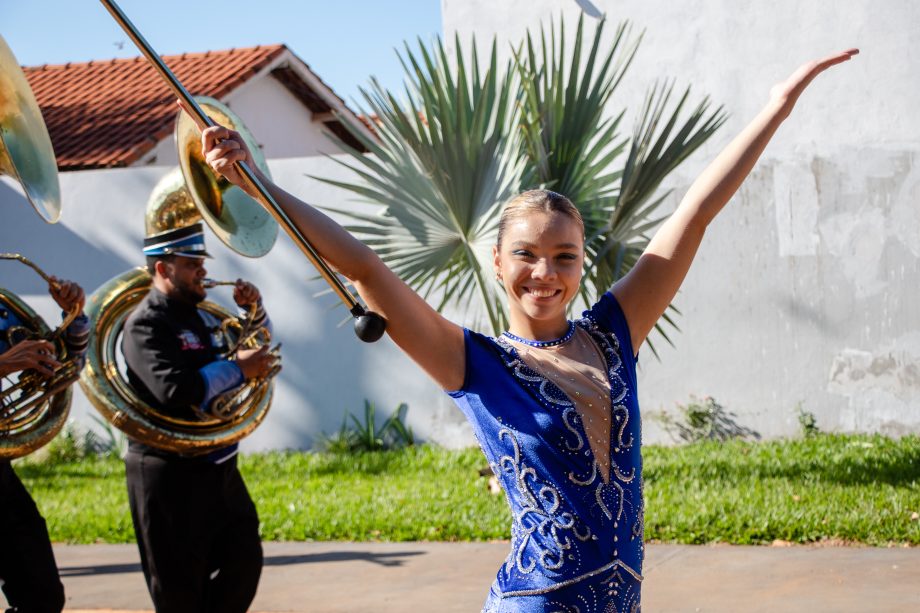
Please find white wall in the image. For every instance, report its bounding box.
[0,158,472,452]
[441,0,920,440]
[141,76,350,166]
[226,76,349,159]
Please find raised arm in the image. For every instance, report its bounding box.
[612,49,859,355]
[198,124,466,391]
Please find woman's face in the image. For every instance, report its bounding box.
[493,210,584,333]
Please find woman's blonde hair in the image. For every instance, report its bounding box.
[496,190,584,247]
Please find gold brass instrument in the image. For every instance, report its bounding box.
[0,35,80,459]
[79,98,281,454]
[79,268,278,454]
[201,279,266,358]
[0,34,62,223]
[0,255,83,459]
[199,279,281,421]
[144,97,277,256]
[100,0,386,342]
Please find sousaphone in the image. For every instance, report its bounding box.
[79,98,281,454]
[0,34,81,459]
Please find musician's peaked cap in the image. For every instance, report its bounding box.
[143,223,212,258]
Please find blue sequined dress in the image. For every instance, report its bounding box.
[448,292,643,613]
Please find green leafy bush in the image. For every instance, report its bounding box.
[656,396,760,443]
[797,405,821,438]
[320,401,415,452]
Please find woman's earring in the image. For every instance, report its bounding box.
[495,271,503,281]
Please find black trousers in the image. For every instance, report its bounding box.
[0,461,65,613]
[125,449,262,613]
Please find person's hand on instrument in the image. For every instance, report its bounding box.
[232,280,261,309]
[0,339,59,378]
[769,48,859,120]
[235,345,274,380]
[48,277,85,314]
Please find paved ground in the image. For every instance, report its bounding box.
[3,542,918,612]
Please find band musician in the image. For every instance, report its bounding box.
[0,276,88,613]
[121,223,276,613]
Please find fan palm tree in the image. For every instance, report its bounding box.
[320,36,524,333]
[317,16,726,349]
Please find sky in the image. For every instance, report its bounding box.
[1,0,443,107]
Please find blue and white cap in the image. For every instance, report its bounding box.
[143,222,212,258]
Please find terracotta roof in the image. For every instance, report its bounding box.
[23,45,367,170]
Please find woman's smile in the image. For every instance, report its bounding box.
[524,286,562,299]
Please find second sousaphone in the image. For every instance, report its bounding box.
[0,34,82,459]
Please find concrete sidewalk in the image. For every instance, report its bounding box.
[5,542,918,612]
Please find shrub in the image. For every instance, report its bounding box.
[658,396,760,443]
[797,405,821,438]
[319,401,415,452]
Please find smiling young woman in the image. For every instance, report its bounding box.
[197,48,858,612]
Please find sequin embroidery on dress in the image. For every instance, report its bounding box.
[446,294,643,612]
[477,310,643,612]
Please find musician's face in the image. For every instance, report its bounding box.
[161,256,207,303]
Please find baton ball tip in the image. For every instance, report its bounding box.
[354,311,387,343]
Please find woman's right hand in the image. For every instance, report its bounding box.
[201,125,263,196]
[0,339,60,378]
[177,100,264,197]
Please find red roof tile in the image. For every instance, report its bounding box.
[22,45,301,170]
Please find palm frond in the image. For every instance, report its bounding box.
[515,15,642,321]
[581,81,725,348]
[314,35,527,334]
[516,16,639,207]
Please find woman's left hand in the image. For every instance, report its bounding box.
[769,48,859,119]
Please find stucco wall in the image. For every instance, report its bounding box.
[225,76,348,159]
[140,75,349,166]
[441,0,920,439]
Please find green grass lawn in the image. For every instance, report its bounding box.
[643,434,920,545]
[15,434,920,545]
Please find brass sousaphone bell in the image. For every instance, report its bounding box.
[80,98,282,455]
[149,96,277,255]
[0,34,82,458]
[0,34,61,223]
